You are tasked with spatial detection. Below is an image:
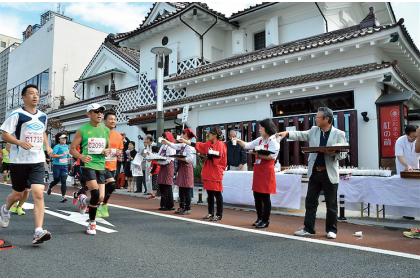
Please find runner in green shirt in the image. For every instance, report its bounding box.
[70,103,110,235]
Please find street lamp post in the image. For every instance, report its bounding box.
[151,47,172,142]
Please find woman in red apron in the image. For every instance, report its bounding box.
[236,119,280,228]
[162,128,196,215]
[157,132,176,211]
[179,126,227,222]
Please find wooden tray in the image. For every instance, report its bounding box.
[301,146,350,154]
[400,170,420,179]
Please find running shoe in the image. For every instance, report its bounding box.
[0,204,10,228]
[202,214,214,220]
[16,207,26,216]
[32,229,52,245]
[60,197,68,203]
[403,228,420,239]
[212,215,222,222]
[9,204,18,214]
[96,205,104,218]
[100,204,109,218]
[294,229,314,237]
[86,221,96,235]
[47,186,52,195]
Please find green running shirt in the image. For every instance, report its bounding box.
[79,122,110,170]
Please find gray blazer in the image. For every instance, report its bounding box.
[288,126,348,184]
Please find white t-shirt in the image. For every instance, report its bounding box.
[0,108,47,164]
[394,135,420,174]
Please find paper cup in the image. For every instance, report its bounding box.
[353,231,363,237]
[232,139,237,146]
[158,137,163,143]
[177,135,182,141]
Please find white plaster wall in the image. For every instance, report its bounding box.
[52,16,107,107]
[7,22,53,90]
[203,27,228,62]
[353,82,382,169]
[139,25,201,79]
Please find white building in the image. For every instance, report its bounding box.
[55,2,420,169]
[48,36,140,143]
[0,42,20,123]
[6,11,107,116]
[0,34,21,52]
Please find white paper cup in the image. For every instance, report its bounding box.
[158,137,163,143]
[177,135,182,141]
[232,139,237,146]
[353,231,363,237]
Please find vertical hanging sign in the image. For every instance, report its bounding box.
[379,105,401,157]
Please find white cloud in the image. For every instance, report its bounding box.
[0,11,26,38]
[65,2,152,33]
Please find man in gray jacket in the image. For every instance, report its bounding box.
[278,107,348,239]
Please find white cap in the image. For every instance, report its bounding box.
[58,134,67,139]
[86,103,105,112]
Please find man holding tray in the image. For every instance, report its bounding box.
[278,107,348,239]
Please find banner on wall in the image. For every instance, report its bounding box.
[379,105,401,158]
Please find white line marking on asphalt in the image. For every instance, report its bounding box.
[2,184,418,260]
[23,202,117,233]
[107,204,420,261]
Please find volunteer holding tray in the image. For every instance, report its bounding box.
[179,126,227,222]
[234,118,280,229]
[161,128,196,215]
[156,132,176,211]
[277,107,348,239]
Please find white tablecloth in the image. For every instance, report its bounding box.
[222,171,302,209]
[338,175,420,216]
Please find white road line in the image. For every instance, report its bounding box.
[23,202,117,233]
[2,184,419,260]
[106,203,420,261]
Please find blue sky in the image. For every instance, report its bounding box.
[0,1,419,49]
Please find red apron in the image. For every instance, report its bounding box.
[175,161,194,188]
[157,146,174,185]
[252,140,277,194]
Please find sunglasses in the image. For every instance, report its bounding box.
[92,109,104,114]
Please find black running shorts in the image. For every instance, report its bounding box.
[81,167,105,184]
[10,163,45,192]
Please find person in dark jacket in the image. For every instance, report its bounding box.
[227,130,247,171]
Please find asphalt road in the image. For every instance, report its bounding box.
[0,184,419,278]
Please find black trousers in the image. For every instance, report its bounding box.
[304,170,338,234]
[135,172,147,192]
[159,184,174,209]
[253,192,271,222]
[179,187,192,210]
[207,190,223,217]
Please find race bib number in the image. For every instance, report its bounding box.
[88,138,106,155]
[105,148,117,162]
[255,159,261,165]
[59,158,68,164]
[25,131,43,150]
